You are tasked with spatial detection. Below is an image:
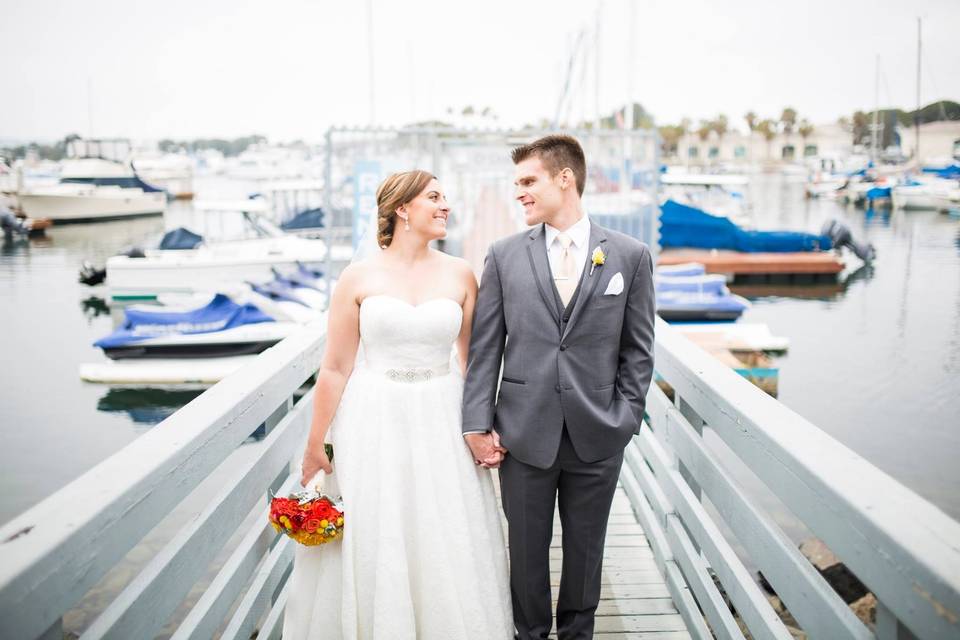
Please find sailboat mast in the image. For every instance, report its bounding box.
[872,55,879,164]
[915,17,922,163]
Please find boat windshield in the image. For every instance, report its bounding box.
[243,212,285,238]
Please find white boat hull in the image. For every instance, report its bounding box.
[17,185,166,221]
[80,356,257,384]
[106,236,351,300]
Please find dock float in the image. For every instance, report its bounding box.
[658,249,844,277]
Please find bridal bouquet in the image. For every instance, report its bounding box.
[269,445,344,546]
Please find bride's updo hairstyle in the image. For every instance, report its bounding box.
[376,170,436,248]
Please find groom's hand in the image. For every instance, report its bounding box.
[465,432,507,468]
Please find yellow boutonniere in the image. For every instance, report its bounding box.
[589,246,606,275]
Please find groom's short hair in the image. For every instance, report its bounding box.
[511,135,586,196]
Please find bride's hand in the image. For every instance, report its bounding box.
[300,446,333,487]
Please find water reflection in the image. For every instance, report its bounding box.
[81,296,111,320]
[97,387,205,425]
[729,263,874,302]
[863,205,892,226]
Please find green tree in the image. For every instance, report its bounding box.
[780,107,797,135]
[756,119,777,159]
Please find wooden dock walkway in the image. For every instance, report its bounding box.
[495,474,692,639]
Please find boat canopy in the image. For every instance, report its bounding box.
[94,294,273,348]
[159,227,204,250]
[659,199,833,253]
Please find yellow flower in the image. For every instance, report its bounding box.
[590,246,605,275]
[336,517,344,526]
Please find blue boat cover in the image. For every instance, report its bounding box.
[921,163,960,179]
[659,200,833,252]
[866,186,892,200]
[94,294,273,348]
[159,227,204,250]
[656,275,727,296]
[281,207,325,230]
[656,290,749,313]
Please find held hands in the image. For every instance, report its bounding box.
[465,431,508,469]
[300,446,333,487]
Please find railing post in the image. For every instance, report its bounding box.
[263,396,293,436]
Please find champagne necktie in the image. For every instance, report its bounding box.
[555,232,577,307]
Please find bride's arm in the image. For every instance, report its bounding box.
[455,260,479,377]
[302,265,363,472]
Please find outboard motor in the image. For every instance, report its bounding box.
[78,246,145,286]
[821,219,876,263]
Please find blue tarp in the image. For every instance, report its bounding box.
[921,163,960,179]
[866,186,892,200]
[94,294,273,348]
[659,199,833,253]
[281,207,325,230]
[159,227,204,250]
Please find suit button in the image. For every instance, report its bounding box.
[555,385,561,393]
[559,345,567,351]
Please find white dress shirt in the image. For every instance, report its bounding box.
[544,213,591,284]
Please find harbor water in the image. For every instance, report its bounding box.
[1,173,959,530]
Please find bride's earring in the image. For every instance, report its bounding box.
[403,216,410,232]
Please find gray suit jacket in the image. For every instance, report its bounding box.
[462,220,656,469]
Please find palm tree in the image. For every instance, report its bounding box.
[696,120,712,142]
[756,119,777,159]
[744,111,758,165]
[711,115,728,160]
[658,125,683,158]
[798,119,815,153]
[780,107,797,135]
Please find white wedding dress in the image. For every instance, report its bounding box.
[282,295,513,639]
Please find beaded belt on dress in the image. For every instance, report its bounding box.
[371,362,451,382]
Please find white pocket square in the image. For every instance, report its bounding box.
[603,272,624,296]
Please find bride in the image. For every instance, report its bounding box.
[282,170,513,639]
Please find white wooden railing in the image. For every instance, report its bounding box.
[1,317,958,639]
[620,318,960,640]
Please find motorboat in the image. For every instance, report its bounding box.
[654,262,750,322]
[659,199,875,263]
[103,211,350,301]
[14,138,167,222]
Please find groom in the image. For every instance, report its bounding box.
[462,135,656,639]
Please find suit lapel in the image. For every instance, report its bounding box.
[525,224,561,327]
[562,221,608,341]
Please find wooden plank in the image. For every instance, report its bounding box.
[0,323,327,640]
[638,428,790,640]
[652,317,960,639]
[256,580,288,640]
[594,633,691,639]
[219,527,294,640]
[81,393,312,639]
[552,583,673,600]
[662,401,871,639]
[593,613,694,632]
[664,560,714,640]
[170,513,276,640]
[664,514,747,640]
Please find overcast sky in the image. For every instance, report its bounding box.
[2,0,958,143]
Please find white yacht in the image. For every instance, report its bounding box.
[15,139,166,222]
